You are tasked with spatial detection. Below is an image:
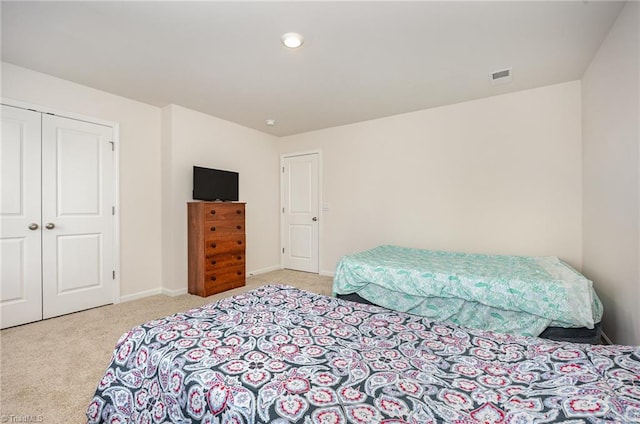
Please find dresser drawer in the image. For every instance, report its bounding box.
[203,221,245,239]
[205,252,245,271]
[204,278,245,295]
[205,236,245,255]
[204,265,246,288]
[204,204,245,222]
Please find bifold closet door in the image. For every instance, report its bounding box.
[0,106,43,328]
[0,105,115,328]
[41,114,114,319]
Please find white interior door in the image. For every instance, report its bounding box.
[282,153,319,273]
[0,106,43,328]
[41,114,114,319]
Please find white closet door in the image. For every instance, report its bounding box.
[41,114,114,318]
[0,106,43,329]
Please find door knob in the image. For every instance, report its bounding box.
[28,223,39,230]
[45,223,55,230]
[312,217,318,222]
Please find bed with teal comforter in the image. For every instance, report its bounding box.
[333,245,603,338]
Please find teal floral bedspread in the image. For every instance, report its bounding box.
[333,245,603,337]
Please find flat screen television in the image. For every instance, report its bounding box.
[192,166,239,201]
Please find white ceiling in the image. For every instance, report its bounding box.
[1,1,625,137]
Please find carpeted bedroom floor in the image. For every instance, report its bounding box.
[0,270,333,424]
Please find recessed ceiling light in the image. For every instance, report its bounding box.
[266,119,276,126]
[281,33,304,49]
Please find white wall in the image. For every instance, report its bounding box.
[1,62,162,298]
[582,2,640,346]
[280,82,583,276]
[161,104,280,292]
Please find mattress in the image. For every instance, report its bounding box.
[87,285,639,423]
[333,245,603,337]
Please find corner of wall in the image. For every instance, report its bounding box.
[160,105,175,291]
[580,1,640,345]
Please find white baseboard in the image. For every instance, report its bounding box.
[247,264,334,278]
[119,288,162,303]
[601,330,613,345]
[248,265,282,276]
[118,265,324,303]
[119,286,186,302]
[162,287,188,297]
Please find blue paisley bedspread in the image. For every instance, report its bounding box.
[87,285,639,423]
[333,245,604,337]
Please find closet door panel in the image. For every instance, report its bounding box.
[41,114,114,318]
[56,126,101,215]
[0,106,43,329]
[56,234,102,292]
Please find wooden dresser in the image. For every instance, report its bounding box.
[188,202,246,297]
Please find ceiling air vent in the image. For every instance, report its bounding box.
[490,68,513,85]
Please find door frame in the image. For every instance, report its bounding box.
[1,97,121,304]
[280,150,322,274]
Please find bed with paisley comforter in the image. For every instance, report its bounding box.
[87,285,639,423]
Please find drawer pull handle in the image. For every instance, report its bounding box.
[211,260,217,265]
[210,226,216,232]
[211,243,217,248]
[236,225,242,230]
[210,276,217,281]
[237,271,242,276]
[237,240,242,245]
[237,256,242,260]
[210,210,216,215]
[236,210,241,214]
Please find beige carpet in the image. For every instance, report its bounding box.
[0,270,333,423]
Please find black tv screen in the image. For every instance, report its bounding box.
[193,166,239,201]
